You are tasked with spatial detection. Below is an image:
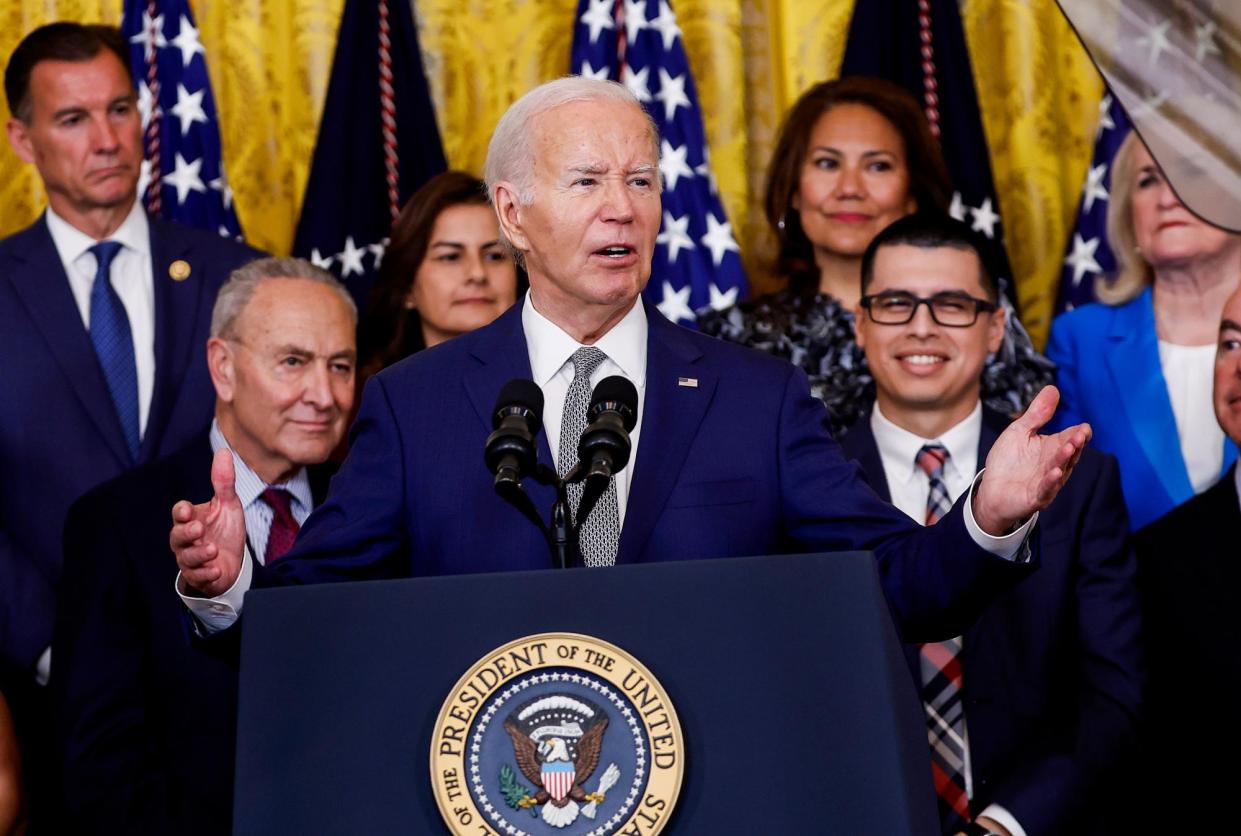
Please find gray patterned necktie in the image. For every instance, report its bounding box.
[558,346,620,567]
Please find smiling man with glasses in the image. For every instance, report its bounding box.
[841,213,1142,836]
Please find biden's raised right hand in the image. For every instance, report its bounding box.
[170,448,246,598]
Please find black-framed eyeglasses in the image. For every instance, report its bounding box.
[860,291,998,327]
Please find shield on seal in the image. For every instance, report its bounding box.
[542,761,576,802]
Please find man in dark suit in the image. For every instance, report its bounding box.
[0,23,260,684]
[840,214,1142,836]
[51,258,356,835]
[1134,286,1241,830]
[172,79,1090,666]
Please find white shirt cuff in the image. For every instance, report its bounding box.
[175,548,253,633]
[35,646,51,687]
[963,469,1037,561]
[978,803,1027,836]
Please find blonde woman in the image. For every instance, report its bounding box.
[1047,132,1241,529]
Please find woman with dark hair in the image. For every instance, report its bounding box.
[700,76,1052,435]
[358,170,522,379]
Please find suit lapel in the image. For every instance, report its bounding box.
[616,304,716,563]
[1104,289,1191,506]
[461,301,557,504]
[4,217,132,466]
[142,219,205,462]
[841,419,892,503]
[961,414,1008,663]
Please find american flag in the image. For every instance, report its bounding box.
[121,0,243,238]
[570,0,749,325]
[1057,93,1131,313]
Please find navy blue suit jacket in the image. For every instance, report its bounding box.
[52,435,333,835]
[840,411,1144,835]
[258,299,1031,642]
[0,213,260,673]
[1046,288,1238,530]
[1134,466,1240,830]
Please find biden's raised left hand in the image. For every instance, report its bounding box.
[973,386,1091,536]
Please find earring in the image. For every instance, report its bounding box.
[776,215,786,232]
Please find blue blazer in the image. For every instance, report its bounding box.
[1046,287,1238,530]
[52,435,333,835]
[840,412,1143,835]
[259,298,1033,642]
[0,214,260,672]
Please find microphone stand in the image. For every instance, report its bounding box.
[530,464,576,570]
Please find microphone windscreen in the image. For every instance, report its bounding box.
[589,376,638,431]
[494,379,544,431]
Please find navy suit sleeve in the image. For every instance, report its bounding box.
[0,534,55,672]
[1045,314,1084,434]
[774,367,1034,641]
[52,491,170,831]
[258,374,412,586]
[989,454,1143,834]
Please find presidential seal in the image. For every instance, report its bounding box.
[431,633,683,836]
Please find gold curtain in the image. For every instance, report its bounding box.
[0,0,1101,346]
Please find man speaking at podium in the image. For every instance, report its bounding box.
[172,77,1089,644]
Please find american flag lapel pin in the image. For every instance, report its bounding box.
[677,377,698,388]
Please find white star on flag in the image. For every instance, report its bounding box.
[137,157,154,202]
[170,83,208,136]
[208,170,234,210]
[309,249,335,270]
[137,80,160,129]
[654,68,690,121]
[949,191,967,223]
[659,140,693,190]
[1064,233,1103,286]
[128,10,166,61]
[969,197,1000,239]
[579,61,610,81]
[656,211,695,263]
[708,282,738,310]
[337,236,367,277]
[1194,22,1220,63]
[623,65,652,102]
[700,213,740,266]
[1082,163,1109,213]
[623,0,649,43]
[367,240,388,269]
[657,281,694,323]
[578,0,615,45]
[1136,19,1172,67]
[1096,94,1114,137]
[164,152,206,204]
[648,0,683,50]
[170,14,205,67]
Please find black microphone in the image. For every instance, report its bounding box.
[484,379,544,487]
[578,375,638,481]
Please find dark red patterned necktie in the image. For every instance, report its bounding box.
[260,487,299,564]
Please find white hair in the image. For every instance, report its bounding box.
[483,76,660,206]
[210,256,357,338]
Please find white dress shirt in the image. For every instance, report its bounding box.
[1158,340,1226,494]
[870,401,1028,836]
[177,421,313,630]
[45,201,156,436]
[522,292,647,523]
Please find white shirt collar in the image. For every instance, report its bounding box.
[870,401,982,486]
[208,419,313,513]
[521,292,648,387]
[45,199,149,264]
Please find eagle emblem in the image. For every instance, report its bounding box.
[500,694,620,828]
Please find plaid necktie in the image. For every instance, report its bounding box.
[260,487,300,564]
[915,443,971,832]
[88,241,140,463]
[558,347,620,567]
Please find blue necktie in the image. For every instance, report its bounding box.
[89,240,140,463]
